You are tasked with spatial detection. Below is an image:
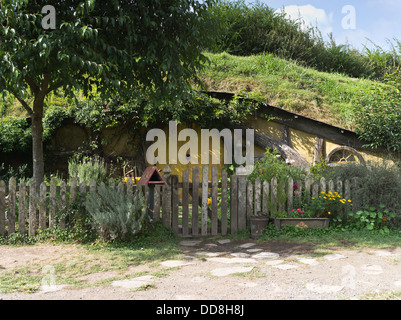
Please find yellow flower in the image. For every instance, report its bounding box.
[328,212,331,215]
[312,197,315,200]
[207,198,212,205]
[348,200,352,203]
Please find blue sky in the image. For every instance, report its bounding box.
[244,0,401,51]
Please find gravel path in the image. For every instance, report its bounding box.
[1,240,401,300]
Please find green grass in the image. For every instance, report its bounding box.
[200,51,378,130]
[258,224,401,249]
[2,51,379,131]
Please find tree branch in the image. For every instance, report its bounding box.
[24,75,40,96]
[46,71,85,94]
[11,91,33,116]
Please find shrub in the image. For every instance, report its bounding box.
[312,162,401,227]
[0,117,31,153]
[346,205,396,234]
[0,162,28,183]
[248,149,306,184]
[68,155,108,185]
[85,184,146,241]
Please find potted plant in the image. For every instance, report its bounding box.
[274,190,352,231]
[250,211,269,239]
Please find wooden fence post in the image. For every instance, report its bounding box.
[254,178,261,216]
[246,180,253,225]
[29,179,36,236]
[162,165,172,228]
[49,178,57,229]
[287,177,293,215]
[221,170,228,236]
[59,181,67,229]
[201,165,209,236]
[8,177,16,234]
[230,175,238,234]
[262,180,269,216]
[320,177,326,194]
[171,174,179,235]
[192,166,199,236]
[211,167,219,236]
[182,169,189,237]
[70,177,77,203]
[0,180,5,236]
[304,177,311,204]
[271,177,277,217]
[18,181,26,235]
[237,175,247,231]
[39,182,47,230]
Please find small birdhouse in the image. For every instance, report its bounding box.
[137,167,166,186]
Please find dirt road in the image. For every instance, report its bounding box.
[1,240,401,300]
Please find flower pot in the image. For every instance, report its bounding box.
[250,215,269,239]
[274,218,330,231]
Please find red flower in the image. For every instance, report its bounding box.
[383,217,387,222]
[293,184,298,190]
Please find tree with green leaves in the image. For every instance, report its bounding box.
[0,0,217,186]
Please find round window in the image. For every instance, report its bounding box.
[327,147,365,166]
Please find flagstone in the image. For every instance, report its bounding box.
[160,260,195,268]
[211,266,254,277]
[239,243,256,249]
[217,239,231,245]
[323,253,347,261]
[272,264,298,270]
[180,240,202,247]
[253,252,280,260]
[206,257,257,264]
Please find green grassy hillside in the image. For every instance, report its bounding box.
[1,51,378,131]
[199,52,377,130]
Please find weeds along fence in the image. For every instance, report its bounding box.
[0,166,361,238]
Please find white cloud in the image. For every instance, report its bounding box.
[275,5,334,36]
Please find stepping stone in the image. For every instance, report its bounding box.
[40,284,67,293]
[265,260,284,266]
[206,257,257,264]
[296,257,318,266]
[112,275,154,290]
[323,254,347,261]
[247,248,263,253]
[205,243,218,247]
[180,240,202,247]
[362,264,383,275]
[239,243,256,249]
[370,250,394,257]
[253,252,280,260]
[217,239,231,245]
[231,252,251,258]
[160,260,195,268]
[306,283,343,294]
[195,251,220,257]
[211,266,254,277]
[272,264,298,270]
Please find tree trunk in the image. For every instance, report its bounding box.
[32,109,44,187]
[31,75,50,187]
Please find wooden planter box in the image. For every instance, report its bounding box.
[274,218,330,231]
